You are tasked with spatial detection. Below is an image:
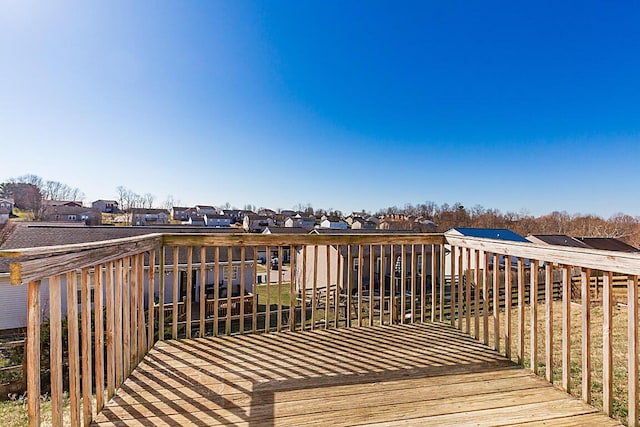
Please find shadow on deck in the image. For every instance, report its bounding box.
[93,322,620,426]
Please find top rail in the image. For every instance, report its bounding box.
[446,234,640,276]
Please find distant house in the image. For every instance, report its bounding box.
[350,217,377,230]
[92,199,119,214]
[195,205,217,216]
[258,208,276,217]
[42,206,102,225]
[223,210,253,224]
[171,207,191,221]
[320,216,347,229]
[130,208,170,226]
[294,229,437,295]
[42,200,83,208]
[204,214,232,227]
[577,237,639,253]
[284,214,316,229]
[444,227,531,271]
[186,215,206,226]
[0,198,14,215]
[243,214,274,233]
[0,208,9,225]
[526,234,590,248]
[0,223,249,331]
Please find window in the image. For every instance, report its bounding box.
[68,215,77,221]
[417,255,423,274]
[353,258,359,271]
[376,257,382,273]
[224,266,239,281]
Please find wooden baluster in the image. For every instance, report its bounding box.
[199,247,206,336]
[27,280,41,427]
[517,258,525,364]
[530,260,539,375]
[67,272,81,427]
[369,245,375,327]
[450,246,456,327]
[474,249,480,339]
[410,245,416,324]
[628,275,638,427]
[252,247,258,334]
[158,247,165,341]
[323,245,329,329]
[137,255,146,360]
[214,246,220,336]
[226,247,232,335]
[186,247,193,339]
[603,271,613,416]
[241,246,247,333]
[380,245,386,325]
[95,265,105,413]
[129,258,137,367]
[390,245,396,324]
[429,244,435,323]
[105,262,115,400]
[49,276,63,427]
[278,246,283,332]
[148,250,156,348]
[310,245,317,329]
[334,245,341,328]
[505,256,512,360]
[545,262,553,382]
[465,248,471,334]
[346,245,352,328]
[439,244,445,323]
[123,257,132,375]
[114,261,123,388]
[401,245,407,325]
[458,248,464,330]
[172,247,179,339]
[562,265,571,392]
[483,252,490,346]
[358,244,364,327]
[582,268,591,403]
[493,253,500,352]
[266,245,272,332]
[289,245,296,331]
[81,268,93,426]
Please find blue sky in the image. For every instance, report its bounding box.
[1,1,639,217]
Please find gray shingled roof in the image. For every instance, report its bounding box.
[0,223,245,273]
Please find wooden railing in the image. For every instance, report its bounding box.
[2,231,640,426]
[445,233,640,427]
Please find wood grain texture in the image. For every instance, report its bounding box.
[93,322,622,427]
[27,281,41,427]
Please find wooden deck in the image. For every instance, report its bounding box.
[93,322,621,427]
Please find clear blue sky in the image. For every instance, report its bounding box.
[2,1,639,217]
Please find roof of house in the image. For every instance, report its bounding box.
[577,237,639,253]
[45,206,99,215]
[527,234,590,248]
[92,199,118,204]
[0,223,244,272]
[130,208,170,215]
[446,228,529,242]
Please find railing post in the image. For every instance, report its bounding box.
[530,260,538,375]
[545,263,553,383]
[27,280,41,427]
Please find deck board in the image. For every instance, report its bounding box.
[93,322,620,426]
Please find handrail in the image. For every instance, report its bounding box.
[9,231,640,426]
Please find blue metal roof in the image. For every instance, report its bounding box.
[449,228,529,242]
